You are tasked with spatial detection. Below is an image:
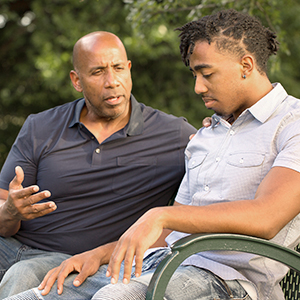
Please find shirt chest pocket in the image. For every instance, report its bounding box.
[188,154,207,169]
[222,152,265,200]
[226,152,265,168]
[187,154,207,187]
[112,156,157,195]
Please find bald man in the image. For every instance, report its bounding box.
[0,32,196,298]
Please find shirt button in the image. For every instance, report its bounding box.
[239,158,244,164]
[95,148,100,154]
[216,157,220,162]
[230,130,235,135]
[204,185,209,191]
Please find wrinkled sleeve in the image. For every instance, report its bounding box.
[0,115,38,190]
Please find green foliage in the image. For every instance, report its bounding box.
[0,0,130,165]
[1,0,300,168]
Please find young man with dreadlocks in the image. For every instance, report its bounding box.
[5,8,300,300]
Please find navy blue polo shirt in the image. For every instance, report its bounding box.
[0,95,196,255]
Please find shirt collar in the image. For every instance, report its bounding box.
[211,83,288,127]
[247,82,288,123]
[69,94,143,136]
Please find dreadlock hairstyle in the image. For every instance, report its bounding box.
[176,9,279,74]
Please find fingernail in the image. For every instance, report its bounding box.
[106,271,110,277]
[73,280,80,286]
[135,272,140,278]
[111,277,116,284]
[123,278,128,284]
[49,202,56,208]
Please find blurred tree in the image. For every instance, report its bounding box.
[125,0,300,88]
[0,0,300,168]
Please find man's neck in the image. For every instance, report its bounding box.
[80,106,131,144]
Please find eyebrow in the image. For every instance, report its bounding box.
[90,66,105,71]
[90,62,125,73]
[190,63,213,72]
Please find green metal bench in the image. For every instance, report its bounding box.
[146,233,300,300]
[280,244,300,299]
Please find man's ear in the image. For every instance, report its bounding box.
[240,55,254,78]
[127,60,132,70]
[70,70,83,92]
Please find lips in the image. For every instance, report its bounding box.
[202,96,216,108]
[104,95,123,105]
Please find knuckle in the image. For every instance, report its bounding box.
[111,255,122,265]
[124,257,132,265]
[31,206,39,213]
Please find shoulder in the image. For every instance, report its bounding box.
[274,95,300,129]
[140,103,196,132]
[29,99,80,122]
[24,99,81,130]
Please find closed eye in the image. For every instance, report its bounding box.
[114,64,125,71]
[91,68,105,75]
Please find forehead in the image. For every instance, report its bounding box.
[189,41,233,69]
[78,37,128,70]
[91,46,126,64]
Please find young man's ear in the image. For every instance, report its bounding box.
[240,55,254,78]
[70,70,83,92]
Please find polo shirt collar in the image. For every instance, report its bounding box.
[69,94,143,136]
[126,94,144,135]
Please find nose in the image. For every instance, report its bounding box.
[104,69,119,88]
[194,77,208,95]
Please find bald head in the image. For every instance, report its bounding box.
[72,31,128,72]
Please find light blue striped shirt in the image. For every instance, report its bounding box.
[166,83,300,300]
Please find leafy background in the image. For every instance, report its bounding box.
[1,0,300,167]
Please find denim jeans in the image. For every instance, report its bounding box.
[3,248,170,300]
[0,236,71,298]
[93,248,253,300]
[4,248,253,300]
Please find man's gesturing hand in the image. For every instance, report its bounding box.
[4,166,56,222]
